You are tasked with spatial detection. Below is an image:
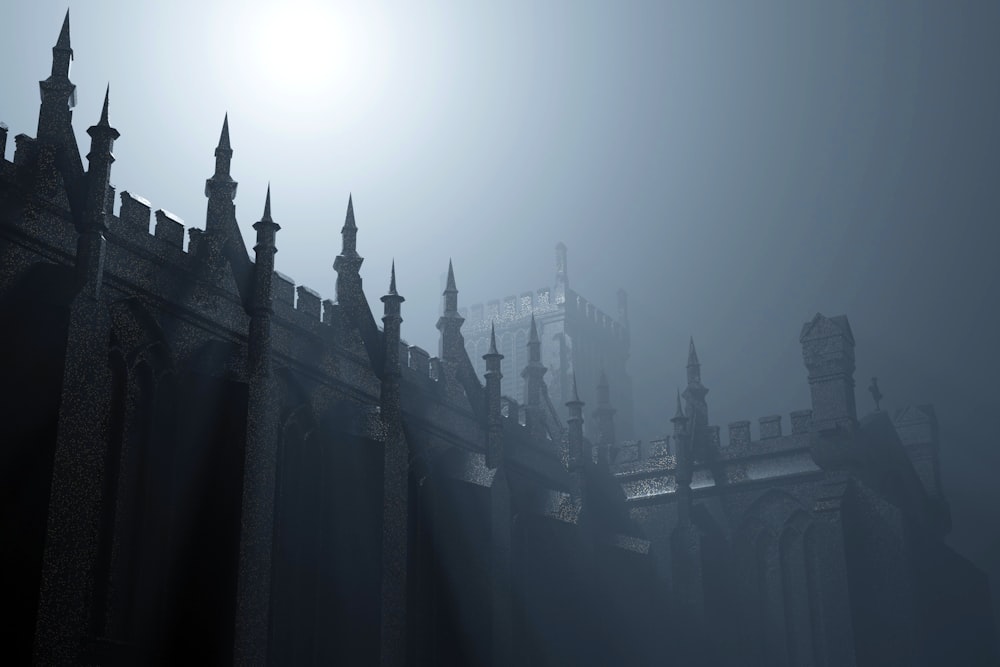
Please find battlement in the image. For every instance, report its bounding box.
[399,343,442,384]
[460,287,561,334]
[460,286,627,342]
[119,186,333,329]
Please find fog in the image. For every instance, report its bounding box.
[3,0,998,624]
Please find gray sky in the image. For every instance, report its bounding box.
[4,0,999,599]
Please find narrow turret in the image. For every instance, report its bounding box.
[233,186,283,664]
[436,259,465,361]
[333,195,365,306]
[37,10,78,147]
[380,261,405,423]
[484,323,504,467]
[248,185,280,362]
[566,375,586,473]
[682,337,710,458]
[522,315,547,404]
[520,314,549,439]
[204,114,239,237]
[77,86,119,295]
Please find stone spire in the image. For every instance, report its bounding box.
[77,86,119,295]
[37,10,77,131]
[250,186,279,292]
[204,114,240,245]
[380,261,405,421]
[205,114,237,200]
[334,195,364,306]
[671,389,693,500]
[436,259,465,361]
[593,368,616,466]
[522,314,547,404]
[484,322,505,467]
[566,375,586,473]
[521,314,549,438]
[378,259,410,665]
[443,259,458,311]
[682,337,710,457]
[340,193,358,258]
[82,86,118,228]
[247,185,280,373]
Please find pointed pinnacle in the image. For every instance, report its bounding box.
[56,9,71,49]
[445,259,457,292]
[571,374,581,403]
[673,389,686,420]
[97,84,111,126]
[688,336,700,366]
[488,322,499,354]
[218,113,231,150]
[344,194,356,230]
[528,313,539,343]
[389,260,398,295]
[262,183,272,220]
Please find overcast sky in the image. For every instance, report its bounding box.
[3,0,999,603]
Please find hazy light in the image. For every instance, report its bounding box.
[237,1,396,123]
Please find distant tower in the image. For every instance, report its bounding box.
[461,242,634,439]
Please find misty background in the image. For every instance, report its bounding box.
[3,0,998,623]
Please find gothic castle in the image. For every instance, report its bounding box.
[1,14,995,666]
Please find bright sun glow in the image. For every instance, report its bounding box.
[240,2,394,114]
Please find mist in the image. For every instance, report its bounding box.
[3,0,998,640]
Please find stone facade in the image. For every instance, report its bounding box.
[0,14,996,666]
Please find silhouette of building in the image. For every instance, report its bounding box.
[0,14,995,666]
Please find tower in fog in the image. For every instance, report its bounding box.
[460,242,635,440]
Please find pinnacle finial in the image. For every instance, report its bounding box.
[673,389,686,421]
[488,322,499,354]
[344,193,357,230]
[56,9,71,50]
[570,374,581,403]
[688,336,700,366]
[97,84,110,126]
[445,259,457,292]
[389,259,397,295]
[262,183,272,220]
[218,113,231,151]
[528,313,539,343]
